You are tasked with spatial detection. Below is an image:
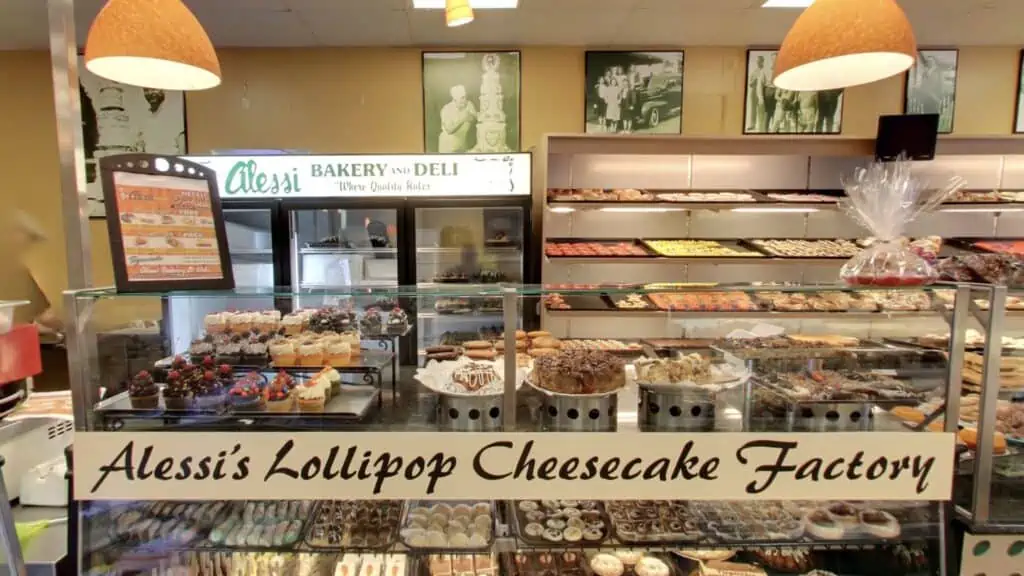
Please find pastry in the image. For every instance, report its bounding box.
[387,307,409,334]
[360,307,384,335]
[188,335,216,359]
[228,374,265,411]
[464,341,493,350]
[298,342,325,367]
[803,509,844,540]
[129,370,159,409]
[264,372,295,412]
[270,339,296,367]
[450,363,502,393]
[644,239,760,257]
[545,241,649,258]
[466,349,497,360]
[613,551,642,566]
[527,331,551,339]
[531,336,561,349]
[193,370,226,410]
[327,341,352,365]
[532,350,625,394]
[589,554,624,576]
[403,502,491,549]
[527,348,560,358]
[858,509,901,538]
[634,557,670,576]
[296,380,326,412]
[161,370,191,410]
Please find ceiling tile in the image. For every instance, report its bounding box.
[299,7,411,46]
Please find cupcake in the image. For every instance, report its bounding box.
[265,371,295,412]
[216,363,234,389]
[342,331,362,356]
[298,342,324,367]
[161,370,191,410]
[169,355,188,371]
[193,370,226,410]
[326,341,351,365]
[296,380,327,412]
[187,335,215,359]
[228,372,265,412]
[360,308,383,335]
[317,366,342,397]
[269,339,296,367]
[203,312,227,334]
[228,312,253,334]
[281,314,304,336]
[256,310,280,333]
[128,370,159,409]
[386,307,409,335]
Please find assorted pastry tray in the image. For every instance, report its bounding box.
[752,370,926,406]
[303,500,402,550]
[400,501,496,551]
[512,500,613,547]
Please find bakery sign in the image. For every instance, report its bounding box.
[182,153,530,198]
[74,432,954,501]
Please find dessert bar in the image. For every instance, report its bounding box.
[304,500,401,549]
[400,501,494,550]
[513,499,611,545]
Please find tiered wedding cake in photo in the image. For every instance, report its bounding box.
[471,53,512,153]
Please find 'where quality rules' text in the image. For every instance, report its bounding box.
[86,438,938,498]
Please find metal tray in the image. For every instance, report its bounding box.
[399,500,495,552]
[511,500,612,547]
[603,293,657,311]
[301,500,402,550]
[740,238,860,259]
[545,238,654,258]
[640,238,764,258]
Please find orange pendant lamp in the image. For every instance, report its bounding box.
[84,0,221,91]
[773,0,917,91]
[446,0,475,27]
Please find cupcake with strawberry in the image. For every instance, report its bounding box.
[193,369,226,411]
[264,371,295,412]
[229,372,266,412]
[161,369,191,410]
[128,370,159,409]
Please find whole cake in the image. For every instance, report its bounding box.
[451,362,502,393]
[533,350,625,395]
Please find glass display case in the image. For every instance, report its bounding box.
[60,283,1019,576]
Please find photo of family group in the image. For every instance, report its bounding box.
[744,50,844,135]
[584,51,684,134]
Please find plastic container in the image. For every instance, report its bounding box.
[0,300,29,334]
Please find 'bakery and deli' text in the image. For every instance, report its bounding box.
[86,438,938,498]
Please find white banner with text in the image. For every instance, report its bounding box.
[74,432,955,501]
[182,153,530,198]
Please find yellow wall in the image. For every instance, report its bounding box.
[2,46,1022,316]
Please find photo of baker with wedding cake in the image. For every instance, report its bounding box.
[422,51,521,153]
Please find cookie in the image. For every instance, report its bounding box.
[463,340,493,350]
[466,349,498,360]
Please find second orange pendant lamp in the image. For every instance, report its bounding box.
[84,0,221,91]
[773,0,917,91]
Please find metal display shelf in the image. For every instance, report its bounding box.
[547,200,1024,213]
[544,308,951,319]
[545,255,847,265]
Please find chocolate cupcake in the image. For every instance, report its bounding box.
[216,335,243,365]
[161,370,191,410]
[241,334,269,364]
[187,335,215,359]
[128,370,159,409]
[193,370,226,411]
[386,307,409,335]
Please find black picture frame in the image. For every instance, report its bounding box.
[421,50,522,154]
[902,48,959,135]
[583,50,685,135]
[1014,49,1024,134]
[100,153,235,293]
[742,48,845,136]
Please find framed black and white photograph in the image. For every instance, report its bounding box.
[80,56,187,218]
[422,51,521,153]
[1015,50,1024,134]
[905,49,958,134]
[744,49,844,135]
[584,51,684,134]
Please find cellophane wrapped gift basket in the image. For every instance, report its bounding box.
[839,159,965,286]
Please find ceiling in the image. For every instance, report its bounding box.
[1,0,1021,50]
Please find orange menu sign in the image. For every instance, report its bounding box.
[113,172,225,282]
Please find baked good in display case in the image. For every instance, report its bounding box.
[648,292,758,312]
[531,349,626,395]
[548,188,655,202]
[974,239,1024,256]
[764,192,837,203]
[128,370,159,409]
[760,370,923,403]
[756,291,859,312]
[428,554,497,576]
[415,357,524,396]
[749,239,860,258]
[546,241,650,258]
[561,339,644,353]
[512,551,587,576]
[304,501,401,549]
[514,499,611,545]
[400,501,493,549]
[643,240,761,258]
[656,192,756,203]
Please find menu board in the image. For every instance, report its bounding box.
[101,154,234,292]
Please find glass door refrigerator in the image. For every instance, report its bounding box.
[408,198,533,360]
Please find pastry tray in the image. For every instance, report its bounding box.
[508,550,590,576]
[554,294,614,311]
[948,237,1024,255]
[511,500,612,548]
[751,374,925,407]
[740,238,860,259]
[712,340,890,361]
[602,293,658,311]
[643,339,716,351]
[399,500,496,552]
[559,340,648,358]
[545,238,654,258]
[640,238,765,258]
[301,500,402,550]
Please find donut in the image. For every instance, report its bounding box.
[634,557,671,576]
[804,509,845,540]
[590,553,625,576]
[858,509,901,538]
